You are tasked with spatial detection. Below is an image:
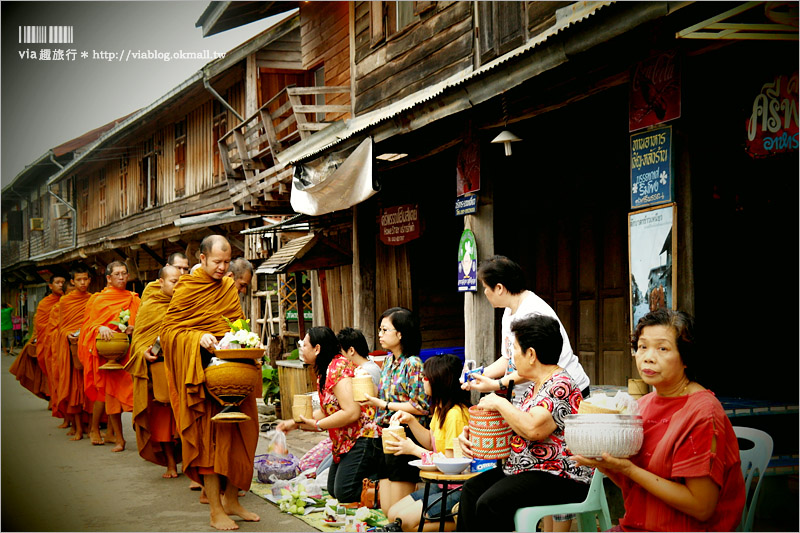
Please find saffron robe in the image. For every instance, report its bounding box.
[52,290,92,419]
[140,280,161,304]
[33,293,61,396]
[9,326,49,400]
[124,288,181,467]
[78,286,140,410]
[45,301,64,412]
[160,268,257,490]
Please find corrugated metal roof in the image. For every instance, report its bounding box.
[275,1,614,166]
[258,233,316,274]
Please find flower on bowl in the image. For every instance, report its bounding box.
[433,457,471,475]
[216,317,263,350]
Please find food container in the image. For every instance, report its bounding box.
[292,393,313,422]
[470,459,497,473]
[564,414,644,458]
[452,437,463,458]
[381,426,406,453]
[254,453,298,483]
[468,406,512,460]
[352,376,375,401]
[628,378,648,399]
[96,332,130,370]
[434,457,471,475]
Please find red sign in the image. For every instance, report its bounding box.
[629,51,681,132]
[745,72,799,159]
[456,127,480,196]
[379,204,420,245]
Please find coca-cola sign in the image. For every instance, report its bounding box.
[379,204,420,245]
[629,51,681,132]
[745,73,799,159]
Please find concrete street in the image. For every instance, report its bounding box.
[1,353,314,532]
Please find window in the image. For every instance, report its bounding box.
[477,1,525,65]
[140,138,158,209]
[119,153,129,217]
[370,1,428,46]
[80,178,89,231]
[212,101,227,183]
[175,118,187,196]
[313,66,326,122]
[98,169,107,225]
[7,210,23,241]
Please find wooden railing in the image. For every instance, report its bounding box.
[219,85,351,212]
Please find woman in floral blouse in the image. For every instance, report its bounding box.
[456,314,592,532]
[363,307,429,513]
[278,326,381,503]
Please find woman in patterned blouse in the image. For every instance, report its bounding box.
[455,315,592,532]
[363,307,430,513]
[278,326,382,503]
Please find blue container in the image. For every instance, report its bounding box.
[418,346,465,363]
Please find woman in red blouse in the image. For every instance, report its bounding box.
[574,309,745,531]
[278,326,382,503]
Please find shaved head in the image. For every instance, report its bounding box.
[199,235,232,281]
[227,257,253,294]
[199,235,230,256]
[159,265,181,297]
[159,265,180,280]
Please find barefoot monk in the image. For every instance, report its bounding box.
[52,265,93,441]
[32,274,66,400]
[141,252,190,304]
[47,280,74,423]
[161,235,260,530]
[125,264,182,478]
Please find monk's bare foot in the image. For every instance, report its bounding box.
[209,509,238,530]
[222,498,260,522]
[163,469,179,479]
[66,428,76,436]
[70,432,83,441]
[90,431,103,445]
[112,440,125,452]
[57,421,70,429]
[199,488,209,504]
[189,481,202,491]
[238,490,246,497]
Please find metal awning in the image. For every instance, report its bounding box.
[255,233,352,274]
[241,213,308,235]
[677,1,799,40]
[173,208,261,232]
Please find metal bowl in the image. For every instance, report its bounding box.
[564,414,643,459]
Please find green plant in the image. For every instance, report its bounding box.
[287,348,300,360]
[262,359,280,404]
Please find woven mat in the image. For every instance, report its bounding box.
[250,479,389,532]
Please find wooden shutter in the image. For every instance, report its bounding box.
[370,1,385,47]
[477,1,495,64]
[7,211,23,241]
[495,1,525,56]
[413,1,435,16]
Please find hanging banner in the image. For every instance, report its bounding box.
[745,72,799,159]
[630,125,672,209]
[629,50,681,132]
[456,125,480,196]
[379,204,420,245]
[458,229,477,292]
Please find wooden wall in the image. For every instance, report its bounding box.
[352,1,473,114]
[300,1,351,121]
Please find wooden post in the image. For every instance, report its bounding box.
[318,270,332,327]
[352,201,377,351]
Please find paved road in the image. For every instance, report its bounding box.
[1,354,309,532]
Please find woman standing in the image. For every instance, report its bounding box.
[278,326,381,503]
[386,353,471,531]
[574,309,745,531]
[363,307,429,513]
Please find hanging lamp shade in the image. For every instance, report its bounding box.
[491,130,522,156]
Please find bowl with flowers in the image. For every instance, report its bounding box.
[213,317,266,361]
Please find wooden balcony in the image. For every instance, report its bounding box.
[219,84,351,212]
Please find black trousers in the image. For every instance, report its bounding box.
[327,437,382,503]
[456,467,590,532]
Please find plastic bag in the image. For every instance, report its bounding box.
[254,453,299,483]
[266,429,289,455]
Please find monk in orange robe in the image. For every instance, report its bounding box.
[125,265,182,478]
[31,274,66,400]
[78,260,140,452]
[8,323,47,399]
[161,235,260,530]
[46,281,73,425]
[78,286,114,445]
[52,265,93,440]
[141,252,190,304]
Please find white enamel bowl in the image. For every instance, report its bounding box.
[564,414,644,459]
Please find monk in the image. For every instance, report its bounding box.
[31,274,66,400]
[78,284,113,446]
[125,265,182,478]
[52,265,93,440]
[141,252,190,303]
[79,261,140,452]
[225,258,253,295]
[161,235,260,530]
[46,279,74,425]
[8,326,46,399]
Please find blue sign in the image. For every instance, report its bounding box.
[630,125,673,209]
[458,229,477,292]
[455,193,478,216]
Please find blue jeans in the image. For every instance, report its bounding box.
[411,484,462,519]
[327,437,382,503]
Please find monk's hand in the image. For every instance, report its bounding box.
[199,333,217,351]
[276,419,297,433]
[98,326,114,341]
[572,453,632,477]
[124,325,134,336]
[67,334,79,345]
[143,346,158,363]
[457,427,473,459]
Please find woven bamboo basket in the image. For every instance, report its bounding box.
[469,406,511,460]
[381,426,406,453]
[577,402,621,415]
[352,376,375,401]
[628,379,648,398]
[292,393,313,422]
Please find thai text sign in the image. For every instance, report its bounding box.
[629,50,681,132]
[455,194,478,216]
[458,229,477,292]
[745,72,799,159]
[379,204,420,245]
[630,126,672,209]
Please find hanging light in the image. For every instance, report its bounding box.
[491,130,521,156]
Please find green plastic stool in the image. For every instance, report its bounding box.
[514,470,612,532]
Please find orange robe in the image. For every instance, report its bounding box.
[78,286,140,411]
[140,280,161,304]
[52,290,92,420]
[160,268,257,490]
[9,325,48,400]
[45,301,64,412]
[124,288,181,467]
[33,293,61,397]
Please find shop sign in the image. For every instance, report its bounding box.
[630,125,672,209]
[286,309,313,321]
[629,51,681,132]
[455,194,478,216]
[458,229,477,292]
[745,72,799,159]
[379,204,420,245]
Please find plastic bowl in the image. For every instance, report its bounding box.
[564,414,643,459]
[433,457,472,475]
